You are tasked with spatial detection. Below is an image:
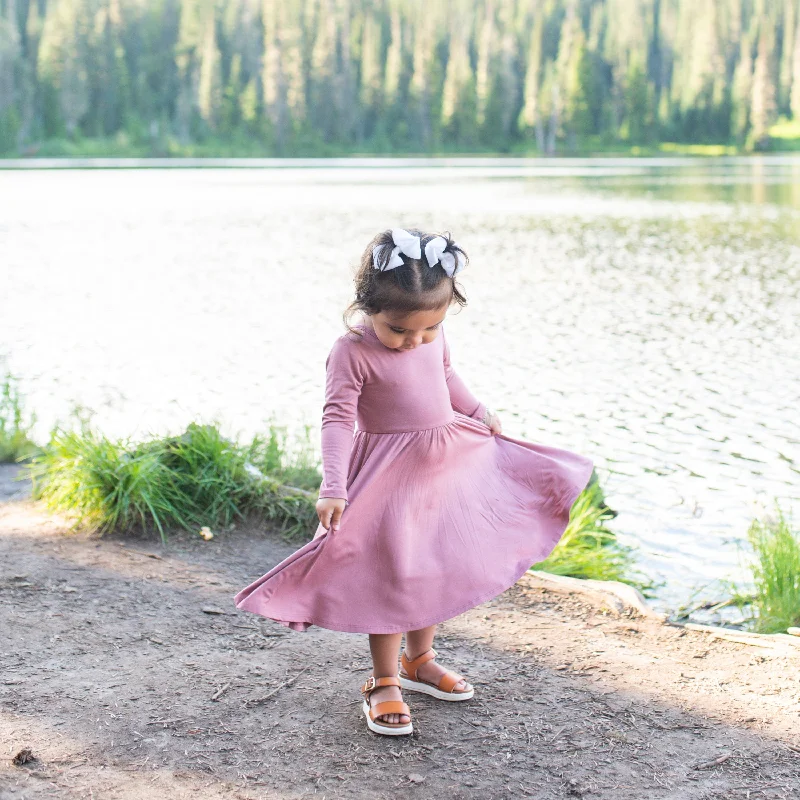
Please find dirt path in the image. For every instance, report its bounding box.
[1,469,798,799]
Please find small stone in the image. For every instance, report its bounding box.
[407,773,425,783]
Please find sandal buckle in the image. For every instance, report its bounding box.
[362,675,376,693]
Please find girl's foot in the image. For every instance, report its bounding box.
[401,649,472,693]
[365,680,411,725]
[400,647,475,701]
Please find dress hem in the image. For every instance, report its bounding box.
[246,560,550,634]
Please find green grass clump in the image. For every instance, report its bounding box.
[29,425,195,541]
[244,417,322,493]
[0,369,39,463]
[27,420,318,543]
[732,504,800,634]
[150,423,259,530]
[531,477,653,594]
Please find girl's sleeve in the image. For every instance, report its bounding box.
[318,337,365,502]
[442,327,487,423]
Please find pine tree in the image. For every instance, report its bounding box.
[96,0,130,136]
[731,29,753,144]
[0,0,21,151]
[262,0,287,149]
[440,16,477,147]
[791,0,800,120]
[475,0,494,129]
[37,0,90,138]
[175,0,208,141]
[779,0,796,114]
[409,6,434,150]
[750,11,777,149]
[383,6,402,110]
[309,0,339,143]
[359,10,382,142]
[518,11,543,148]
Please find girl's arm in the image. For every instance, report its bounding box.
[441,326,487,423]
[318,337,365,503]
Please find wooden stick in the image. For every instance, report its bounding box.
[244,665,310,707]
[211,682,231,701]
[693,753,731,770]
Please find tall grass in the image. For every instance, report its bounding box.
[244,417,322,492]
[532,479,653,593]
[0,368,38,463]
[28,420,319,543]
[29,426,192,541]
[732,504,800,633]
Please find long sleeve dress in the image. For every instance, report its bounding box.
[234,320,594,634]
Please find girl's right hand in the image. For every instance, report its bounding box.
[316,497,347,533]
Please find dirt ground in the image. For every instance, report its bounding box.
[1,465,799,800]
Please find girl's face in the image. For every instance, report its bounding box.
[369,306,449,351]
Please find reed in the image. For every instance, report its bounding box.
[733,503,800,633]
[0,369,38,463]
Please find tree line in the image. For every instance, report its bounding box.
[1,0,799,156]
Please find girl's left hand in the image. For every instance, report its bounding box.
[482,408,502,435]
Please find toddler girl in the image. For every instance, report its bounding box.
[235,228,594,736]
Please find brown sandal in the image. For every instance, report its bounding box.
[399,647,474,701]
[360,675,413,736]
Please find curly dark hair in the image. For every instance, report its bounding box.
[343,228,470,336]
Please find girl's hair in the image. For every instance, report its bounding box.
[343,228,469,336]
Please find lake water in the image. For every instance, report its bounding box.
[1,156,798,617]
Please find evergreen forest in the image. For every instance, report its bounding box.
[1,0,800,157]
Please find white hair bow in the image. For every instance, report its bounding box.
[372,228,422,271]
[424,236,465,277]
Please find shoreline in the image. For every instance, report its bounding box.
[3,153,800,171]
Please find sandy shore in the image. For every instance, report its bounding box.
[1,483,798,799]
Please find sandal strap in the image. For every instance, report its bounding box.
[368,700,411,722]
[438,670,465,693]
[400,647,437,681]
[361,675,401,695]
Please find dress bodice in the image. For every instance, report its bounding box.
[317,321,486,500]
[352,324,457,433]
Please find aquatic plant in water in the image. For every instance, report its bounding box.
[732,503,800,634]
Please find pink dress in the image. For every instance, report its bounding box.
[234,321,594,633]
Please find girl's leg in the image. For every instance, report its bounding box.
[403,624,471,691]
[366,632,409,725]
